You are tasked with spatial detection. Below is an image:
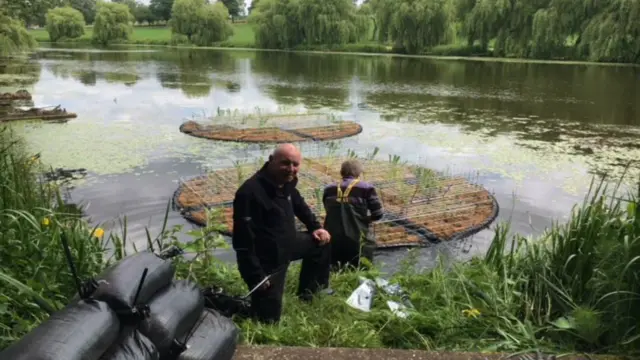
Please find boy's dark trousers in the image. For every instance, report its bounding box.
[249,231,331,324]
[330,235,374,271]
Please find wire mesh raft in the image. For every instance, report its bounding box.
[179,112,363,143]
[172,156,499,249]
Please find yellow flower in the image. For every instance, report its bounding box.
[462,308,481,318]
[41,217,50,226]
[93,228,105,239]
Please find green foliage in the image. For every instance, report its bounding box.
[170,0,233,46]
[250,0,366,49]
[220,0,244,19]
[0,127,105,349]
[67,0,97,24]
[249,0,303,49]
[92,1,134,45]
[150,0,174,22]
[375,0,449,53]
[0,13,37,57]
[45,6,86,42]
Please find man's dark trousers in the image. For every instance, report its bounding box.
[250,231,331,324]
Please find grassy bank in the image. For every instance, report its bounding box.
[1,126,639,356]
[27,24,489,57]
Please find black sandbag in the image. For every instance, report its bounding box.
[0,300,119,360]
[90,250,175,312]
[99,328,159,360]
[175,309,239,360]
[139,280,204,355]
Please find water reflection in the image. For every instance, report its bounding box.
[251,52,357,109]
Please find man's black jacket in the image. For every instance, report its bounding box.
[231,162,322,288]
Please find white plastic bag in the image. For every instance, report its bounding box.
[345,278,376,312]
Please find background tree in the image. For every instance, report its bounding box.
[45,6,85,42]
[249,0,304,48]
[92,2,134,45]
[376,0,449,53]
[0,11,37,56]
[133,3,156,25]
[248,0,259,14]
[170,0,234,46]
[67,0,96,24]
[220,0,244,21]
[150,0,174,22]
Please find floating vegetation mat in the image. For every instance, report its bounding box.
[0,89,31,101]
[0,105,77,123]
[172,156,499,249]
[179,112,363,143]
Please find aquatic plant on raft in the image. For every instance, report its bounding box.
[179,111,363,143]
[172,151,499,248]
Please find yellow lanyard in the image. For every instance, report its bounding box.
[336,178,360,203]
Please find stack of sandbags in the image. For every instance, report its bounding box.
[0,250,240,360]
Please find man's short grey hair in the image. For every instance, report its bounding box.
[340,159,363,178]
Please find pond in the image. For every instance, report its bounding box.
[2,44,639,271]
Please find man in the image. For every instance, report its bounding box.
[231,143,332,324]
[322,159,384,270]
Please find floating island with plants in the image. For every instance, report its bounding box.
[179,111,363,143]
[172,150,499,249]
[0,104,77,123]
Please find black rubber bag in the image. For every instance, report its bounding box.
[0,300,119,360]
[90,250,175,312]
[139,280,204,355]
[99,328,159,360]
[175,309,239,360]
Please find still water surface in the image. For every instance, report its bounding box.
[3,45,639,271]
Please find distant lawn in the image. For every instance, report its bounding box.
[29,23,256,47]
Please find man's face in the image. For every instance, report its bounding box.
[269,152,301,184]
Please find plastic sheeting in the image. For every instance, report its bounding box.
[0,300,120,360]
[90,251,175,312]
[139,280,204,355]
[176,309,239,360]
[99,328,159,360]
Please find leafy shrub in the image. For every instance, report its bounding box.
[45,6,86,42]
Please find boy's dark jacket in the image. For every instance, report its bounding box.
[231,162,321,288]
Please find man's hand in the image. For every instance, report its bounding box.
[312,228,331,245]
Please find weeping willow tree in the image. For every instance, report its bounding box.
[170,0,233,46]
[579,0,640,63]
[375,0,449,54]
[453,0,511,50]
[0,12,37,57]
[249,0,304,48]
[297,0,364,45]
[250,0,366,49]
[92,2,134,45]
[45,6,86,42]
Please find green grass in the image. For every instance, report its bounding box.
[0,126,107,348]
[2,125,639,356]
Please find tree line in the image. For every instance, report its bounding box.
[2,0,246,28]
[248,0,640,63]
[2,0,639,64]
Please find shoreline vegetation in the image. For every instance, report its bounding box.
[1,125,639,356]
[26,24,640,67]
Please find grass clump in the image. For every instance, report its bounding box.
[0,126,106,349]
